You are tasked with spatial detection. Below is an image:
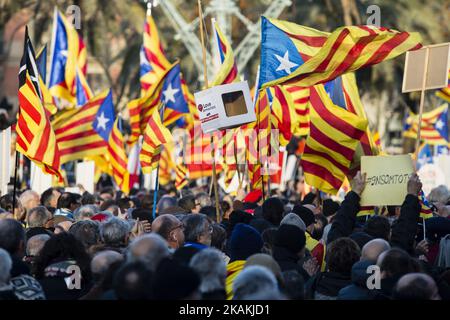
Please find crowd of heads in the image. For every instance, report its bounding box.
[1,176,450,300]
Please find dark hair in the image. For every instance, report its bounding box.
[40,188,56,207]
[199,206,218,221]
[178,196,196,213]
[100,187,114,197]
[302,192,316,205]
[100,199,117,212]
[131,208,153,223]
[34,233,91,282]
[113,261,153,300]
[211,223,226,251]
[380,248,416,278]
[0,219,25,255]
[227,210,253,237]
[282,270,305,300]
[117,197,132,212]
[261,227,278,255]
[220,201,231,215]
[141,194,154,210]
[57,192,79,209]
[81,192,96,205]
[326,238,361,276]
[0,194,19,213]
[262,197,285,226]
[69,220,100,249]
[364,216,390,240]
[312,214,328,240]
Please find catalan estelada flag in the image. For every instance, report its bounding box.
[161,64,189,126]
[140,108,173,174]
[48,8,92,107]
[302,85,368,194]
[53,90,113,164]
[436,70,450,103]
[17,28,61,179]
[403,104,449,145]
[212,21,239,86]
[259,17,422,89]
[140,14,172,94]
[106,117,130,194]
[419,190,434,220]
[35,45,58,116]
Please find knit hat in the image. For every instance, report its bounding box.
[280,213,306,232]
[274,224,306,254]
[152,258,200,300]
[292,205,315,227]
[323,199,340,217]
[229,223,263,261]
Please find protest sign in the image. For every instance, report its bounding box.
[76,161,95,194]
[361,155,414,206]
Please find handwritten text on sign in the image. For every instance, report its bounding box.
[360,155,414,206]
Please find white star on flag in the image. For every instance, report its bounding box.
[275,51,298,75]
[96,112,110,131]
[435,119,444,130]
[162,83,179,104]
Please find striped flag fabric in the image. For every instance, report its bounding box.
[403,104,449,145]
[175,163,188,190]
[284,85,310,136]
[357,206,375,217]
[436,70,450,103]
[302,85,368,194]
[16,28,61,179]
[53,90,113,164]
[48,9,92,107]
[420,190,434,219]
[140,14,172,93]
[140,108,173,174]
[161,64,189,126]
[212,21,239,86]
[259,17,422,89]
[158,142,175,186]
[106,117,130,194]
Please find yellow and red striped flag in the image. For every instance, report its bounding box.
[108,117,130,194]
[140,14,172,94]
[52,90,112,164]
[436,70,450,103]
[302,85,368,194]
[140,108,173,174]
[17,29,61,179]
[259,17,422,89]
[175,163,188,190]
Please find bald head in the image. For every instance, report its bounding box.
[393,273,440,300]
[126,234,170,271]
[152,215,179,238]
[26,234,50,257]
[19,190,40,212]
[91,250,124,278]
[361,239,391,262]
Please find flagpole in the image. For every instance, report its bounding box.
[198,0,220,223]
[152,103,166,220]
[12,151,19,217]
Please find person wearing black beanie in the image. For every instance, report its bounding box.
[322,199,340,222]
[272,224,310,281]
[262,198,285,226]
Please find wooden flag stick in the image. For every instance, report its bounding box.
[198,0,220,223]
[414,47,430,159]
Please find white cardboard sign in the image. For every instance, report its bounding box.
[76,161,95,194]
[0,128,11,195]
[30,162,52,195]
[194,81,256,134]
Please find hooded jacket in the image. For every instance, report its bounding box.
[306,271,352,300]
[338,260,375,300]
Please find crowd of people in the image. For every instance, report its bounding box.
[0,172,450,300]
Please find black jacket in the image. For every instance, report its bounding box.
[327,191,361,245]
[305,271,352,300]
[272,246,310,281]
[390,194,421,254]
[338,260,376,300]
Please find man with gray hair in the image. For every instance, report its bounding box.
[232,265,280,300]
[361,238,391,263]
[196,192,212,208]
[0,248,15,299]
[183,214,212,250]
[280,213,306,232]
[69,220,100,254]
[126,233,170,271]
[26,206,52,239]
[19,190,40,221]
[99,217,130,253]
[91,250,124,282]
[73,205,97,221]
[26,234,50,259]
[189,248,226,299]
